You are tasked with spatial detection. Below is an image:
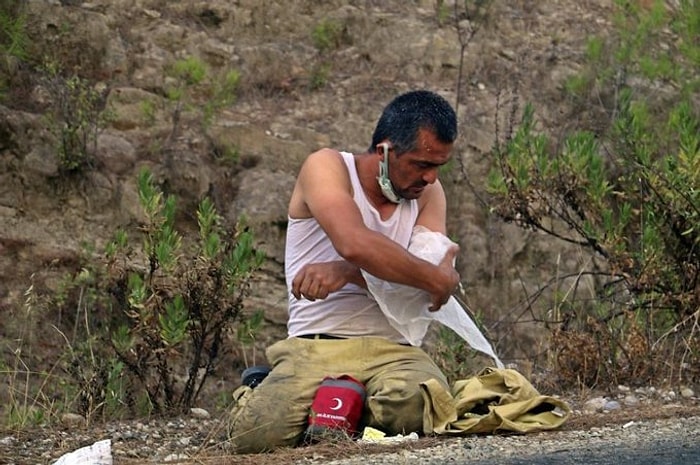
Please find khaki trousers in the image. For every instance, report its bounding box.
[227,336,448,453]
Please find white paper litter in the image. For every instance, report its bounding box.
[363,226,504,368]
[359,427,419,444]
[52,439,112,465]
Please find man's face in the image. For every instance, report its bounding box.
[388,129,453,200]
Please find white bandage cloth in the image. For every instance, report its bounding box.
[362,226,504,368]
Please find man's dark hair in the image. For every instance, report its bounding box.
[369,90,457,154]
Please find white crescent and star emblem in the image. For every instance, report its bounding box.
[329,397,343,411]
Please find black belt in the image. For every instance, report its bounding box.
[297,333,346,340]
[297,334,411,346]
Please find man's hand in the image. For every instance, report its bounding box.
[292,260,365,301]
[428,245,460,312]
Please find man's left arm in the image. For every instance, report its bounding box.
[415,179,448,234]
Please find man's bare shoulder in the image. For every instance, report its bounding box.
[290,148,352,218]
[299,148,351,181]
[303,147,344,166]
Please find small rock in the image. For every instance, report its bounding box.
[603,400,621,411]
[583,397,607,414]
[189,407,210,419]
[61,413,86,427]
[680,387,694,398]
[618,384,630,393]
[623,394,640,406]
[118,431,139,440]
[498,49,517,61]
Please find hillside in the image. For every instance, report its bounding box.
[0,0,615,364]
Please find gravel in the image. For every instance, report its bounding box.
[319,415,700,465]
[1,394,698,465]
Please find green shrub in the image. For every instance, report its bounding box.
[0,0,29,100]
[164,56,240,136]
[486,0,699,387]
[307,18,351,91]
[203,68,240,125]
[311,19,346,53]
[56,169,265,416]
[107,169,264,413]
[309,62,331,90]
[41,62,110,174]
[0,0,28,62]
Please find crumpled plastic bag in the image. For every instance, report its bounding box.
[52,439,112,465]
[363,226,504,368]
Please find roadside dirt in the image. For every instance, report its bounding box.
[2,397,698,465]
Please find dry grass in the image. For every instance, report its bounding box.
[119,436,458,465]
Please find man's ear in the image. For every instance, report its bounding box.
[377,142,390,158]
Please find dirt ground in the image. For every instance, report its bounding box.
[2,396,698,465]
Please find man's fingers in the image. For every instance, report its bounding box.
[293,271,323,301]
[293,262,346,300]
[428,295,447,312]
[291,269,307,299]
[291,278,300,298]
[442,244,459,264]
[301,281,315,300]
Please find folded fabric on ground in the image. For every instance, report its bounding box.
[421,367,571,435]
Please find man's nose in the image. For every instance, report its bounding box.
[423,168,438,184]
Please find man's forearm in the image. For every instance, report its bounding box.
[340,231,452,296]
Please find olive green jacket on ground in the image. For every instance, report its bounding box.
[421,367,571,435]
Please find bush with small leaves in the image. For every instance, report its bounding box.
[56,169,265,416]
[102,169,265,413]
[485,0,699,388]
[41,61,110,174]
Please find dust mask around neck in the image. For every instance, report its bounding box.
[376,144,402,204]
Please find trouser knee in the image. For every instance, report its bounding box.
[227,385,307,453]
[366,381,425,435]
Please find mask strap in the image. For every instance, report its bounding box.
[376,144,402,203]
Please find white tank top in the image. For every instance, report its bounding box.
[285,151,419,342]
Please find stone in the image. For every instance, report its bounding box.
[189,407,210,419]
[61,413,87,427]
[583,397,607,414]
[603,400,621,411]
